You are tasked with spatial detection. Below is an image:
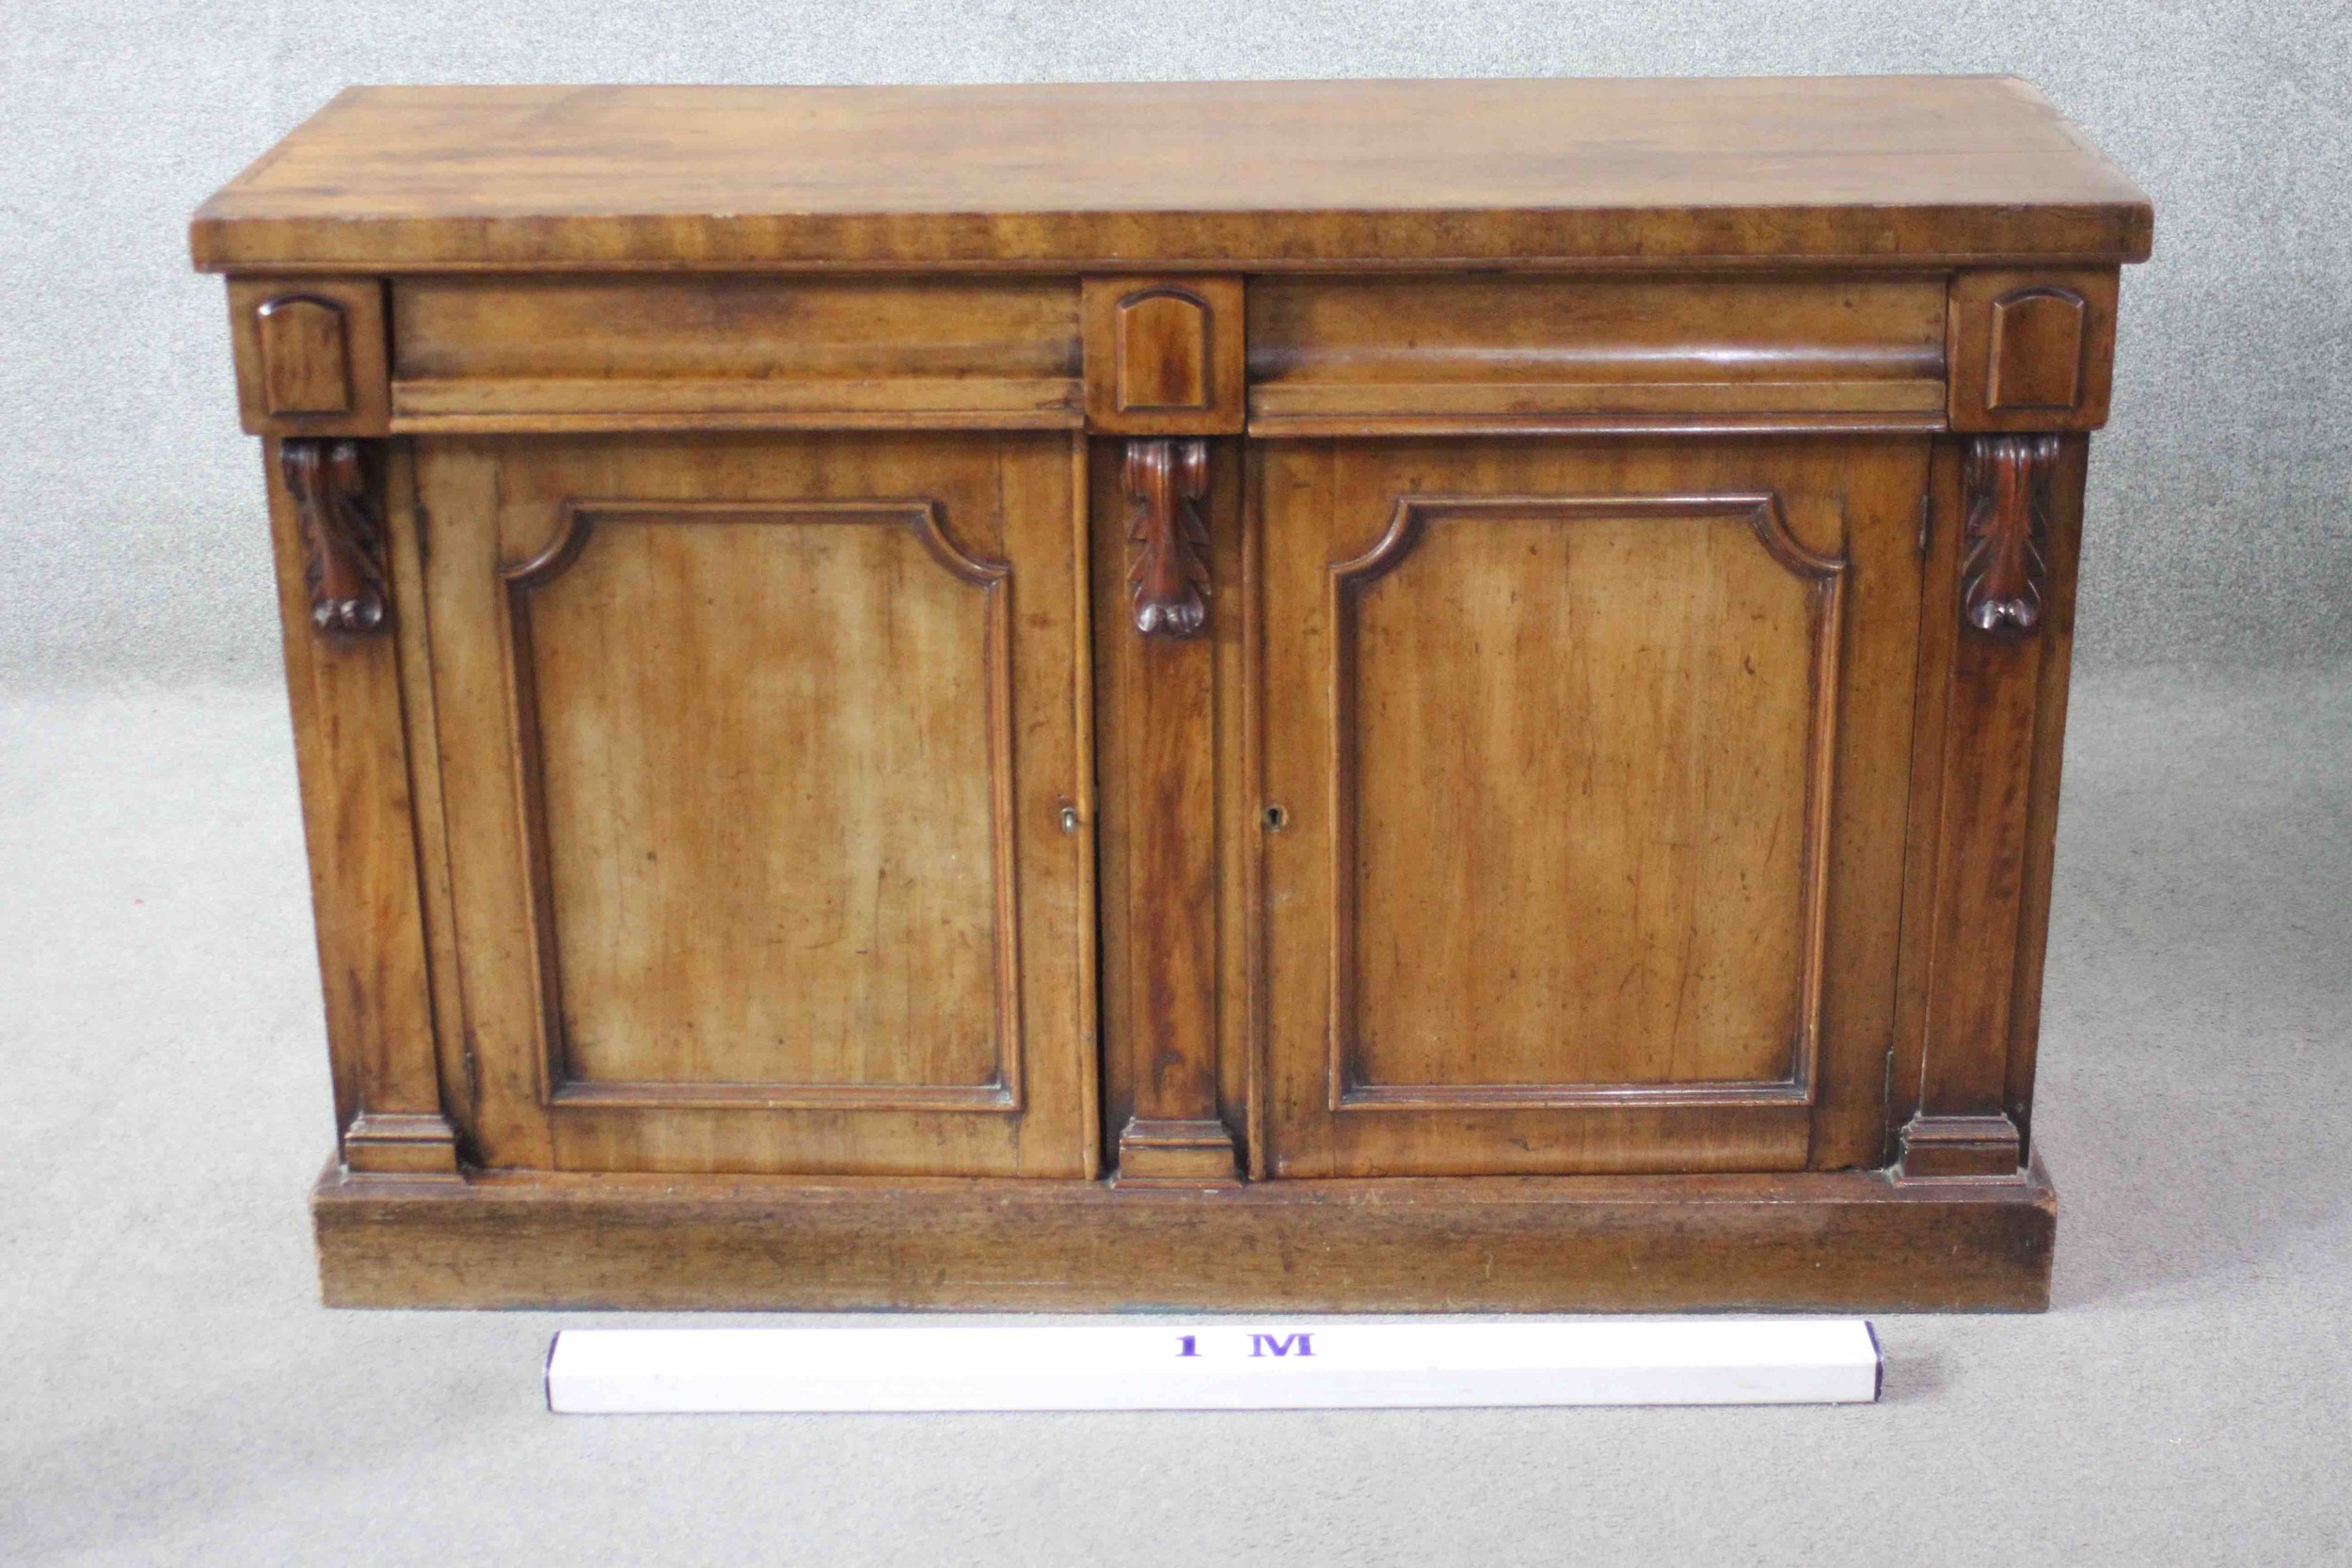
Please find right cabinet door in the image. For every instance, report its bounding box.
[1257,437,1929,1177]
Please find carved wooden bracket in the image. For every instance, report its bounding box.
[282,437,389,635]
[1960,434,2059,637]
[1124,438,1212,638]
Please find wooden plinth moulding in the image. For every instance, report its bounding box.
[315,1160,2058,1311]
[194,79,2149,1308]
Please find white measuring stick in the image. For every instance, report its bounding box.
[547,1320,1881,1413]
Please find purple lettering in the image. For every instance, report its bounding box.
[1249,1332,1314,1358]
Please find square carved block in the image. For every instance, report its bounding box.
[1947,268,2118,432]
[228,277,389,436]
[1082,276,1246,435]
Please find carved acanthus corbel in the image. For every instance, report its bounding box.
[281,437,389,635]
[1960,434,2059,636]
[1124,438,1211,638]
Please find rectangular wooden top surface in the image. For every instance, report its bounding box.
[191,77,2153,273]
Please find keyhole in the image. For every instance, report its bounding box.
[1263,804,1288,832]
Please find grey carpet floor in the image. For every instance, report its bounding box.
[2,667,2346,1566]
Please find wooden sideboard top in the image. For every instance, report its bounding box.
[189,77,2152,273]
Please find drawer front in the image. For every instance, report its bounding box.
[415,431,1094,1177]
[1255,436,1926,1176]
[389,276,1084,431]
[1246,274,1948,436]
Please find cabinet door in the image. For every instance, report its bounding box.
[1258,438,1926,1177]
[416,433,1092,1177]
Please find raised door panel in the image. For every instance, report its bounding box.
[1258,438,1926,1177]
[1335,493,1839,1098]
[510,499,1016,1104]
[417,432,1092,1177]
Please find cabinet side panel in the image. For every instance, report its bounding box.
[2008,438,2088,1156]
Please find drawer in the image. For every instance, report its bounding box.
[387,275,1084,431]
[226,270,2122,444]
[1246,273,1948,435]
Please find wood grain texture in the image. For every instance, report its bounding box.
[1987,290,2088,411]
[416,432,1091,1177]
[228,277,389,436]
[191,79,2152,273]
[313,1158,2057,1311]
[1083,277,1246,435]
[1116,442,1237,1181]
[1117,293,1210,410]
[1259,438,1926,1178]
[503,500,1019,1111]
[255,295,353,415]
[1324,494,1843,1109]
[1066,436,1103,1181]
[1895,435,2084,1182]
[1248,273,1948,434]
[1897,1114,2024,1181]
[1092,439,1248,1182]
[193,75,2146,1310]
[377,441,475,1165]
[260,437,456,1177]
[2004,440,2088,1162]
[1947,268,2119,432]
[389,378,1082,433]
[389,275,1081,432]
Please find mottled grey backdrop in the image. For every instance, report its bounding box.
[3,0,2344,683]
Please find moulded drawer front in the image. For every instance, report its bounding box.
[1245,275,1949,435]
[386,276,1086,432]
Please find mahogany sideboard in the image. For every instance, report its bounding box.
[191,77,2151,1310]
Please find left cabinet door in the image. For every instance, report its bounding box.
[413,432,1095,1177]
